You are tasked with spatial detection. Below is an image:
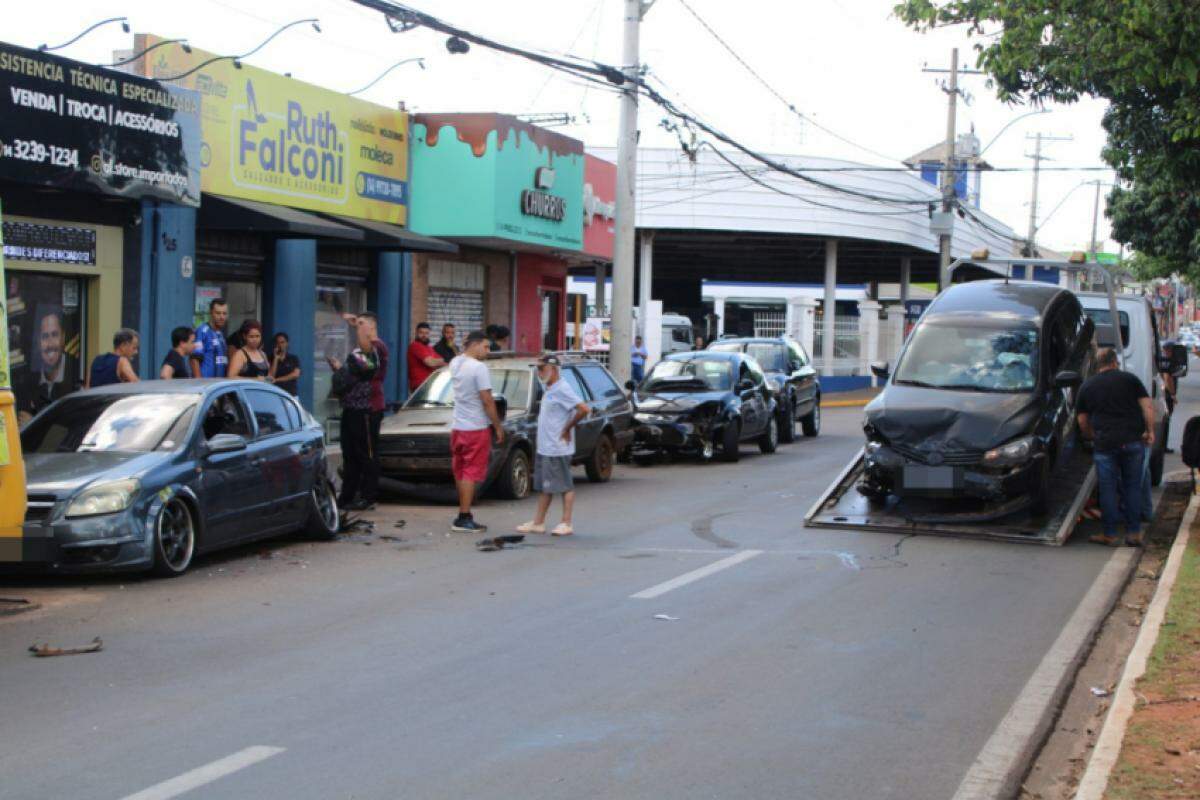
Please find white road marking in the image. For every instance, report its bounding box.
[629,549,763,599]
[119,746,285,800]
[949,550,1137,800]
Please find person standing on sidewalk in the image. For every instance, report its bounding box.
[630,335,648,383]
[518,355,590,537]
[449,330,505,533]
[406,322,444,393]
[191,298,228,378]
[87,329,140,388]
[328,313,387,512]
[1077,347,1156,546]
[434,323,458,363]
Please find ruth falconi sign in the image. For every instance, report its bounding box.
[0,41,200,204]
[137,35,410,224]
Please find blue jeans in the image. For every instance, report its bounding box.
[631,362,644,382]
[1094,441,1146,538]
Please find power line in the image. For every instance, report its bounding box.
[674,0,902,165]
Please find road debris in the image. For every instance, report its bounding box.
[476,535,525,552]
[653,614,679,621]
[1090,686,1112,698]
[394,520,406,529]
[29,637,103,657]
[1,597,40,617]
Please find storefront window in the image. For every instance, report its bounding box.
[6,271,85,423]
[313,280,367,439]
[194,280,260,332]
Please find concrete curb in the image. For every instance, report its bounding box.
[951,548,1140,800]
[1073,491,1199,799]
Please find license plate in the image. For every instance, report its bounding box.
[902,465,960,491]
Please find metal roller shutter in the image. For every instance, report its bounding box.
[427,260,486,334]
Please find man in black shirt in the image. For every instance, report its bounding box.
[433,323,458,363]
[160,326,194,380]
[1076,347,1156,546]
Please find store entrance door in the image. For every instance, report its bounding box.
[540,288,562,352]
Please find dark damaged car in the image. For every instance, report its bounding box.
[630,351,779,463]
[859,280,1095,515]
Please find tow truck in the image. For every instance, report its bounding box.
[804,252,1128,546]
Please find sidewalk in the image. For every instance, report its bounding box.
[821,387,882,408]
[1091,497,1200,799]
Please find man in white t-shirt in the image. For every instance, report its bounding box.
[449,330,505,533]
[517,355,590,536]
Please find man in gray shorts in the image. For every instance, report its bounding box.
[517,355,591,536]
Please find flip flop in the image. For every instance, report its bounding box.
[1089,533,1121,547]
[551,524,574,536]
[516,521,546,534]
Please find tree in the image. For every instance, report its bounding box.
[895,1,1200,280]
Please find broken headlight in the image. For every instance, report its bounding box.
[982,435,1036,467]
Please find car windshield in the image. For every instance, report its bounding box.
[643,358,733,392]
[710,343,788,371]
[406,367,531,409]
[893,323,1039,392]
[22,393,199,453]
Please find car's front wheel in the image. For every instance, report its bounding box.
[151,497,195,577]
[801,398,821,437]
[759,416,779,454]
[586,433,615,482]
[305,477,340,540]
[778,396,796,443]
[495,448,532,499]
[720,421,741,463]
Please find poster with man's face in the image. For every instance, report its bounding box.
[7,275,82,421]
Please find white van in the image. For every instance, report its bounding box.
[1077,292,1171,483]
[660,313,695,354]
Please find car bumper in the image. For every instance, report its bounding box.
[2,507,154,574]
[632,419,715,454]
[862,444,1043,503]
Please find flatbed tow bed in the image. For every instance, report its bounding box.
[803,446,1096,546]
[804,252,1117,547]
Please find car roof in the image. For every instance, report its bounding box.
[710,337,789,347]
[924,279,1067,324]
[69,379,285,398]
[664,350,742,362]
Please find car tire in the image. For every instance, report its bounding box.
[758,415,779,454]
[495,448,532,499]
[1150,443,1165,487]
[801,397,821,437]
[778,396,796,444]
[151,497,196,578]
[720,421,741,463]
[1029,455,1051,517]
[586,434,616,483]
[305,476,340,540]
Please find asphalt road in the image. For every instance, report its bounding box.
[1,377,1193,800]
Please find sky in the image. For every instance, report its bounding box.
[5,0,1118,254]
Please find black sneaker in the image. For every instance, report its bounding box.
[451,516,487,533]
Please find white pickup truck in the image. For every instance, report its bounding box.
[1077,292,1174,484]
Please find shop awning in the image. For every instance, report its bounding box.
[199,195,365,240]
[321,214,459,254]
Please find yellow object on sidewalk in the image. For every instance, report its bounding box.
[0,201,28,558]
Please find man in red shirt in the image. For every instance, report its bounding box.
[407,321,444,391]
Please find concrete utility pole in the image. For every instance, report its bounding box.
[1023,132,1072,278]
[609,0,654,386]
[1089,179,1103,257]
[938,48,958,290]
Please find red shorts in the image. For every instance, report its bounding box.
[451,428,492,482]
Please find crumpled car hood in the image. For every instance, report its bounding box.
[635,390,726,414]
[864,384,1040,453]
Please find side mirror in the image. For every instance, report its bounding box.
[203,433,247,456]
[870,361,890,380]
[737,378,756,392]
[494,394,509,419]
[1053,369,1082,389]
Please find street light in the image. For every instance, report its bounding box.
[346,58,426,96]
[105,38,191,68]
[39,17,130,52]
[980,108,1051,155]
[156,19,321,82]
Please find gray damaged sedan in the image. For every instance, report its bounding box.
[14,380,339,576]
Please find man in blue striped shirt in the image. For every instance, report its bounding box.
[190,298,228,378]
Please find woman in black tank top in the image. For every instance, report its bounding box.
[227,320,272,380]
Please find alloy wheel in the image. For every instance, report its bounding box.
[157,499,194,573]
[313,480,338,532]
[512,453,530,497]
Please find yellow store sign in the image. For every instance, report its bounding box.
[136,35,409,224]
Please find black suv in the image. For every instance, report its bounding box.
[860,280,1095,516]
[630,351,779,463]
[378,354,635,499]
[708,336,821,441]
